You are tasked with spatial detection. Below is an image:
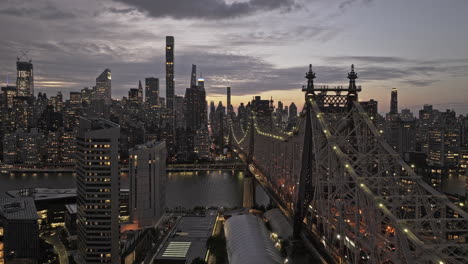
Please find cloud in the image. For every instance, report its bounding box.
[326,56,410,64]
[112,0,300,20]
[402,79,439,87]
[222,26,341,46]
[0,3,76,20]
[339,0,374,10]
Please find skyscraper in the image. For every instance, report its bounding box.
[145,77,159,108]
[227,87,232,115]
[138,80,143,103]
[289,102,297,119]
[76,118,120,264]
[390,88,398,114]
[277,101,283,111]
[174,95,185,128]
[198,77,205,90]
[16,60,33,97]
[184,65,207,130]
[95,69,112,104]
[190,64,197,88]
[165,36,175,110]
[129,141,167,228]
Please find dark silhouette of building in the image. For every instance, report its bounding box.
[190,64,197,88]
[390,88,398,115]
[184,65,207,130]
[145,77,159,108]
[227,86,233,115]
[0,197,39,264]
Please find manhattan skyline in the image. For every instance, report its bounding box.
[0,0,467,114]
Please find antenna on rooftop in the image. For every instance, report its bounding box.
[17,49,31,62]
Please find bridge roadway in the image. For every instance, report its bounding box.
[166,162,245,171]
[236,151,335,264]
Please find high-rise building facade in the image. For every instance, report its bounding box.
[289,102,297,120]
[190,64,197,88]
[95,69,112,104]
[428,110,460,167]
[16,60,34,97]
[137,80,143,103]
[227,86,233,115]
[174,95,185,129]
[129,141,167,228]
[145,77,159,108]
[76,118,120,264]
[165,36,175,110]
[184,65,207,131]
[390,88,398,114]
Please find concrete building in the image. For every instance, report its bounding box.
[129,141,167,228]
[0,197,39,264]
[76,118,120,263]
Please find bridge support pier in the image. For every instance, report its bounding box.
[243,175,255,208]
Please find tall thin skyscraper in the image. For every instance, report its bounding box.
[95,69,112,104]
[16,59,33,97]
[76,118,120,264]
[190,64,197,88]
[390,88,398,114]
[227,87,232,114]
[145,77,159,108]
[165,36,175,110]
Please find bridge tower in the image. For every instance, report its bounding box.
[293,64,317,239]
[243,111,256,208]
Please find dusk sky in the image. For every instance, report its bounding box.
[1,0,467,114]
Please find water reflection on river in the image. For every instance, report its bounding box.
[0,170,269,209]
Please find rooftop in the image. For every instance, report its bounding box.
[6,188,76,201]
[6,188,129,201]
[132,140,166,151]
[0,197,38,220]
[156,209,217,263]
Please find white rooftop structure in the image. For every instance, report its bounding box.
[224,214,283,264]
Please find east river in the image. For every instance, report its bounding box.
[0,170,270,208]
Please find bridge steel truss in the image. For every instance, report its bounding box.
[227,65,468,264]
